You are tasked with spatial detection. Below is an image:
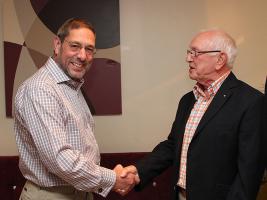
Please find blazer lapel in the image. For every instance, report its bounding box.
[192,72,239,139]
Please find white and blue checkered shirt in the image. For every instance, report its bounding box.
[14,57,116,197]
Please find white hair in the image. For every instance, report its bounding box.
[198,29,237,69]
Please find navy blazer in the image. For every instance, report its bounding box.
[136,72,264,200]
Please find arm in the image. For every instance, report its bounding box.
[135,138,175,189]
[116,139,175,194]
[15,82,118,197]
[134,94,194,189]
[112,94,194,195]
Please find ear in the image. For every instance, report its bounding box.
[53,37,62,56]
[215,52,227,70]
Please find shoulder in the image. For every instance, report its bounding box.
[224,72,262,98]
[16,67,58,102]
[175,91,195,112]
[225,79,264,114]
[223,73,263,103]
[235,80,263,100]
[181,91,194,99]
[180,91,194,103]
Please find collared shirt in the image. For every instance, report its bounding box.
[14,57,116,197]
[177,71,230,189]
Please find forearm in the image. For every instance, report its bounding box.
[135,140,174,189]
[54,151,116,196]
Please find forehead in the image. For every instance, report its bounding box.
[190,32,212,50]
[67,28,96,45]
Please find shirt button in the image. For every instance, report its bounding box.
[98,188,103,193]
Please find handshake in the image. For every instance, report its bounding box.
[112,164,140,196]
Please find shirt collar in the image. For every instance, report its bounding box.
[193,71,230,100]
[45,57,84,90]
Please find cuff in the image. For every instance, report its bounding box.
[94,167,116,197]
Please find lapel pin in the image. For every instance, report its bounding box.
[223,94,227,98]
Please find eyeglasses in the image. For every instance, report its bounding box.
[187,49,221,58]
[64,39,96,56]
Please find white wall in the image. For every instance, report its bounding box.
[1,0,266,155]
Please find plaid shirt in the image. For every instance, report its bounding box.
[14,57,115,197]
[177,71,230,189]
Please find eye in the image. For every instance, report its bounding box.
[85,47,96,55]
[69,43,81,51]
[85,47,93,53]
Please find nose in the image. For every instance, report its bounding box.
[186,52,193,62]
[77,48,87,61]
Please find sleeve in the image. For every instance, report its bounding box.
[135,94,191,189]
[135,138,175,189]
[19,82,115,197]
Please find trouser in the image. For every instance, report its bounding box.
[19,180,94,200]
[179,192,186,200]
[178,186,186,200]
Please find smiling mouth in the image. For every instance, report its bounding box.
[71,62,85,71]
[72,62,83,68]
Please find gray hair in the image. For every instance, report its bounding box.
[199,29,237,69]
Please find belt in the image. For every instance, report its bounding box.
[178,186,186,199]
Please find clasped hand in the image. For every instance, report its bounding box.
[113,164,140,196]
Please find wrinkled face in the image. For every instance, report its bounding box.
[53,27,96,80]
[186,33,220,86]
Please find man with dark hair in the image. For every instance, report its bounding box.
[14,18,137,200]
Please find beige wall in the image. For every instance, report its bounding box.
[0,0,266,155]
